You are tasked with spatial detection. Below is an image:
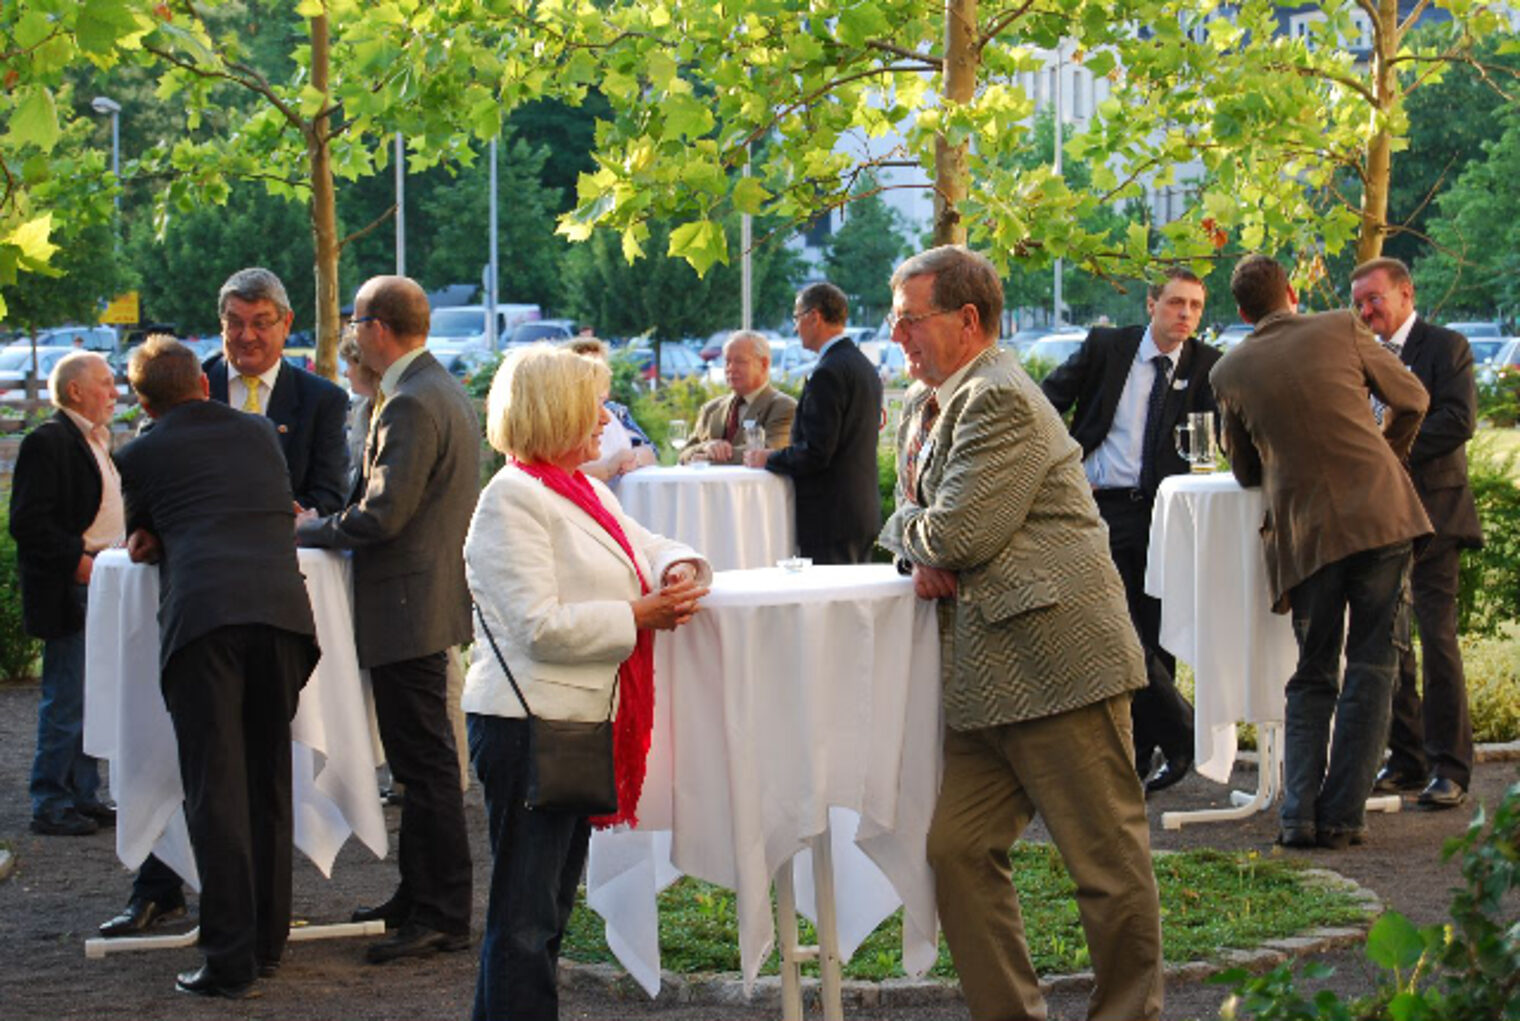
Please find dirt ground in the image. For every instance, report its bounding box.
[1,680,1512,1021]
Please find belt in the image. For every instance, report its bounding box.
[1092,487,1150,503]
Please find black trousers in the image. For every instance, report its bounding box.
[1094,490,1194,761]
[370,651,473,934]
[1386,537,1474,788]
[160,624,315,983]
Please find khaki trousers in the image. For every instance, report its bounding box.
[928,694,1163,1021]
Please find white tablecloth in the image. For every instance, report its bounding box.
[1144,473,1299,782]
[612,465,795,572]
[82,548,389,888]
[587,564,942,994]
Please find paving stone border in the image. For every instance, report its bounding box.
[558,864,1383,1010]
[0,846,14,883]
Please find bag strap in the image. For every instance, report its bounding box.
[472,601,619,721]
[473,601,536,721]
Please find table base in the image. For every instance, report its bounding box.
[1164,724,1404,830]
[774,828,844,1021]
[84,920,385,959]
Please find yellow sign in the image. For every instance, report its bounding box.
[100,292,140,325]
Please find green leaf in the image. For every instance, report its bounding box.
[7,89,61,152]
[5,214,58,264]
[296,0,326,17]
[77,0,146,56]
[667,218,728,276]
[298,85,328,119]
[1366,912,1426,971]
[731,176,771,215]
[661,94,715,140]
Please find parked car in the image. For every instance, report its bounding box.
[1468,337,1509,367]
[769,339,819,384]
[1003,327,1055,355]
[1479,338,1520,385]
[34,324,118,352]
[858,339,907,384]
[1209,323,1254,350]
[505,319,576,346]
[1021,331,1087,370]
[1445,321,1505,340]
[619,342,705,385]
[0,345,84,401]
[427,303,542,356]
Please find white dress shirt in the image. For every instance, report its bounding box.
[1083,327,1179,490]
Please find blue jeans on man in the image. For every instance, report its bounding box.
[31,584,103,821]
[1281,541,1412,845]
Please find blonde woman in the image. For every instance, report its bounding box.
[463,344,709,1019]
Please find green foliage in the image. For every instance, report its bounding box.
[1216,774,1520,1020]
[1460,624,1520,744]
[625,375,723,457]
[562,844,1367,980]
[823,175,909,326]
[1457,434,1520,637]
[1476,375,1519,429]
[0,505,41,684]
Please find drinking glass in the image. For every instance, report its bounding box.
[1174,411,1217,473]
[743,418,764,452]
[668,419,689,453]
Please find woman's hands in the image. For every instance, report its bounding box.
[631,575,709,631]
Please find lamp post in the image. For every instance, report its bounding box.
[91,96,122,230]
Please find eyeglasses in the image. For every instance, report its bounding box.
[886,308,957,333]
[791,308,815,323]
[222,316,283,334]
[351,315,382,326]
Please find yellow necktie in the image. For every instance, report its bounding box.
[241,375,262,413]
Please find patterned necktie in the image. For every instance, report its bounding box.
[1371,339,1402,425]
[240,375,262,413]
[723,395,744,443]
[904,393,940,502]
[1138,354,1171,495]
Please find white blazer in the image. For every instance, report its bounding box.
[462,462,711,722]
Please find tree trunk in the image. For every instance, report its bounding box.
[1356,0,1400,264]
[934,0,978,246]
[307,12,340,381]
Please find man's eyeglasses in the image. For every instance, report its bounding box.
[222,316,283,334]
[351,315,382,327]
[885,308,957,333]
[791,308,814,324]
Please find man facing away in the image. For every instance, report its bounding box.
[297,275,477,963]
[880,245,1162,1021]
[115,336,319,997]
[10,351,123,836]
[1211,254,1431,850]
[1041,266,1220,794]
[102,267,349,939]
[743,282,883,564]
[1350,257,1484,810]
[680,329,797,464]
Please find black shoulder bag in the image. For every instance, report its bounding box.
[473,602,618,816]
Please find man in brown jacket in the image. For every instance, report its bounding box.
[1211,254,1432,850]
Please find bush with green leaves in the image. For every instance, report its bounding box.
[0,504,40,684]
[1216,774,1520,1020]
[1476,375,1520,428]
[1457,434,1520,637]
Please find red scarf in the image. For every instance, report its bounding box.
[514,459,655,829]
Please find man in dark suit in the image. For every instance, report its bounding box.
[101,268,348,938]
[204,267,349,515]
[116,337,319,997]
[10,352,123,836]
[298,275,477,963]
[743,282,883,564]
[1351,257,1484,809]
[1213,255,1431,850]
[1041,267,1220,794]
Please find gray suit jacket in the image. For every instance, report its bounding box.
[1210,309,1433,611]
[879,347,1146,731]
[297,350,480,668]
[679,385,797,464]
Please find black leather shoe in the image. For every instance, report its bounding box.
[1316,827,1367,850]
[1144,754,1193,796]
[258,958,281,979]
[1277,825,1317,848]
[364,923,470,964]
[99,895,187,938]
[351,897,409,928]
[30,809,98,836]
[1135,747,1159,781]
[75,802,117,827]
[1372,766,1426,794]
[1417,777,1467,810]
[176,966,258,999]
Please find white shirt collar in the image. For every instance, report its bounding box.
[934,345,996,408]
[1386,310,1418,350]
[1138,326,1181,371]
[380,346,428,398]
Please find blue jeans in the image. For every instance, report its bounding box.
[1282,542,1411,838]
[30,585,101,818]
[469,714,590,1021]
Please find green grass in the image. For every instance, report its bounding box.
[1479,426,1520,473]
[561,844,1368,979]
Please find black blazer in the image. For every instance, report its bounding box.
[115,400,316,669]
[1401,318,1483,547]
[764,337,884,551]
[8,411,103,639]
[205,354,350,515]
[1040,325,1221,492]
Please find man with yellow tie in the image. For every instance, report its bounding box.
[97,267,350,942]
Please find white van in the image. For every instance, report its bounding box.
[427,304,541,355]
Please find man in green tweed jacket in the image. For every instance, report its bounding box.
[879,245,1163,1021]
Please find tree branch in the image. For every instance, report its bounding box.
[338,203,397,251]
[866,39,940,66]
[978,0,1040,51]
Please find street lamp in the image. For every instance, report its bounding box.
[91,96,122,244]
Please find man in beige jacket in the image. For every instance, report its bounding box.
[1211,254,1432,850]
[880,245,1161,1021]
[680,330,796,464]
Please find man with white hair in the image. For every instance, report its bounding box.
[680,330,797,464]
[9,351,124,836]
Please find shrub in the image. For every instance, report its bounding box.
[0,504,40,684]
[1457,434,1520,637]
[1477,373,1519,428]
[1462,625,1520,744]
[627,376,722,458]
